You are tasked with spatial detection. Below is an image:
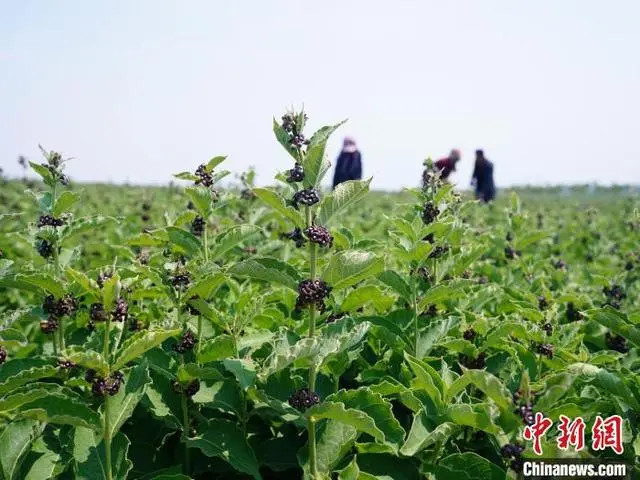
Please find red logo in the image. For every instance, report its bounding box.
[523,412,554,455]
[592,415,623,454]
[557,415,586,451]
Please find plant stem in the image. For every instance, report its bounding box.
[197,315,203,360]
[412,276,419,356]
[181,391,191,475]
[103,316,111,363]
[104,396,113,480]
[305,205,318,479]
[203,220,209,262]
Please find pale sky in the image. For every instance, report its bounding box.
[1,1,639,190]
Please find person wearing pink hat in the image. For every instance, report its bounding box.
[332,137,362,189]
[433,149,461,181]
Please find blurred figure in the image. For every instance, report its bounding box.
[471,149,496,202]
[332,137,362,189]
[434,149,461,181]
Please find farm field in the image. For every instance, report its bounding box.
[0,113,639,480]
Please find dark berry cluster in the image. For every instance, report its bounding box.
[194,164,214,187]
[137,249,150,265]
[97,270,113,288]
[241,188,256,201]
[295,279,331,311]
[286,163,305,183]
[173,379,201,398]
[429,245,449,259]
[291,189,320,209]
[89,303,109,322]
[478,276,489,285]
[191,216,205,237]
[37,215,65,228]
[171,272,190,289]
[281,228,303,247]
[535,343,554,359]
[542,322,553,336]
[422,304,438,317]
[516,402,535,426]
[423,233,435,243]
[112,298,129,322]
[566,302,583,322]
[603,285,625,309]
[40,316,58,334]
[326,312,346,324]
[129,318,144,332]
[40,153,70,185]
[58,358,76,369]
[553,259,566,270]
[304,225,333,248]
[37,239,54,258]
[421,201,440,225]
[605,332,629,353]
[537,296,549,310]
[0,346,7,364]
[43,294,78,318]
[173,330,198,354]
[281,113,310,149]
[463,328,476,341]
[288,388,320,411]
[86,370,124,397]
[501,443,525,472]
[460,352,486,369]
[504,246,521,259]
[505,232,514,242]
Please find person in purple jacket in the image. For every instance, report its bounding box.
[332,137,362,190]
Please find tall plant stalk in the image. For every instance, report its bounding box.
[305,205,318,478]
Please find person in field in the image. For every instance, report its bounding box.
[332,137,362,189]
[471,149,496,202]
[433,149,461,181]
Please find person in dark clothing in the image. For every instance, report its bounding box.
[471,149,496,202]
[433,149,461,181]
[332,137,362,189]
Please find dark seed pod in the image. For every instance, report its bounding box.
[173,329,198,354]
[142,202,152,211]
[282,228,306,248]
[40,316,59,334]
[423,233,435,243]
[304,225,333,248]
[463,328,476,341]
[536,343,554,359]
[37,215,65,228]
[605,332,629,353]
[537,296,549,310]
[56,294,78,317]
[460,352,486,369]
[190,216,205,237]
[171,273,190,289]
[542,323,553,336]
[429,245,449,259]
[90,303,109,322]
[566,302,583,322]
[504,246,518,260]
[185,380,200,397]
[553,259,566,270]
[97,270,113,288]
[128,318,144,332]
[112,298,128,322]
[291,189,320,209]
[288,388,320,411]
[295,279,331,312]
[194,164,214,187]
[58,358,76,369]
[37,240,54,258]
[422,201,440,225]
[286,163,305,183]
[326,312,346,324]
[0,347,7,364]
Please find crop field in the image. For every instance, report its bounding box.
[0,111,638,480]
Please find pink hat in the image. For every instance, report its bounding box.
[343,137,357,153]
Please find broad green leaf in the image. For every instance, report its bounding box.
[587,307,640,346]
[177,363,224,383]
[174,171,198,181]
[318,179,371,224]
[306,402,386,445]
[143,371,182,429]
[210,225,263,261]
[418,283,467,311]
[185,273,225,299]
[260,337,321,380]
[23,444,63,480]
[229,257,300,291]
[19,393,101,430]
[302,143,332,189]
[340,285,395,313]
[0,383,80,414]
[101,272,120,311]
[104,361,151,438]
[222,359,257,390]
[65,267,99,295]
[273,118,299,161]
[197,335,236,363]
[327,388,405,451]
[0,329,28,348]
[187,419,263,479]
[0,364,58,397]
[377,271,411,300]
[73,429,132,480]
[207,155,227,171]
[184,186,213,218]
[400,411,459,456]
[404,353,444,405]
[322,251,384,291]
[337,455,360,480]
[446,404,500,434]
[61,348,109,376]
[445,369,512,410]
[359,316,412,349]
[517,231,550,250]
[53,191,81,216]
[29,161,54,185]
[166,226,202,257]
[434,452,505,480]
[14,273,65,298]
[112,328,181,371]
[0,420,40,480]
[253,188,305,229]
